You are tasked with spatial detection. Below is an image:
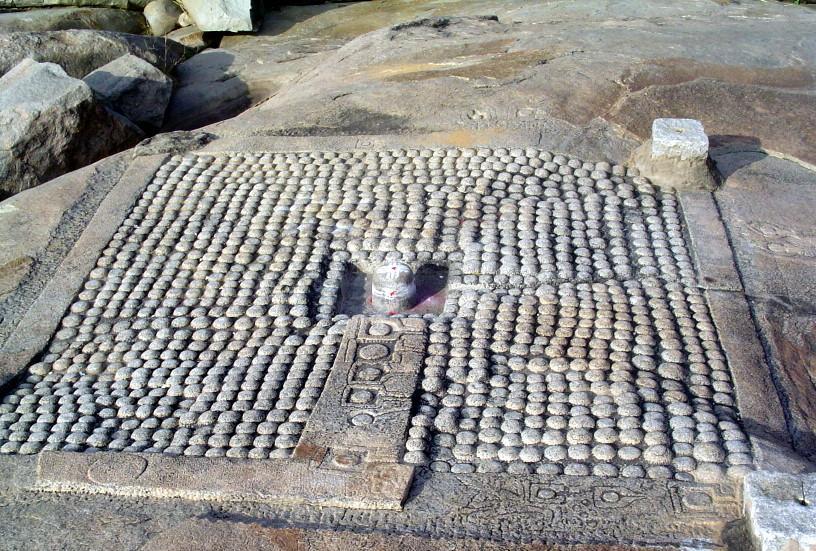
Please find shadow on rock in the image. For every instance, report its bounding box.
[709,135,767,180]
[162,49,251,131]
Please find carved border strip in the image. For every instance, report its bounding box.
[35,451,414,510]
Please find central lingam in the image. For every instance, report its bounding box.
[371,261,417,314]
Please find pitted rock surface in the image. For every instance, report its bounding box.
[0,147,751,484]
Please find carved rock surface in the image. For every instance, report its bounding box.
[181,0,262,32]
[84,54,173,128]
[165,25,209,49]
[0,59,142,195]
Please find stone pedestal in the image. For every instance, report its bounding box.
[630,118,719,190]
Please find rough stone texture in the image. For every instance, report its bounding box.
[84,53,173,129]
[0,450,743,548]
[0,30,192,80]
[613,77,816,172]
[0,1,814,548]
[163,43,336,131]
[0,59,142,195]
[0,153,131,346]
[651,119,708,162]
[715,152,816,463]
[141,522,663,551]
[37,451,415,510]
[0,0,147,7]
[629,139,718,191]
[181,0,262,32]
[143,0,182,36]
[0,165,95,300]
[295,317,426,465]
[132,130,216,157]
[0,154,166,389]
[165,25,209,49]
[744,472,816,551]
[0,7,145,34]
[163,48,251,130]
[0,148,751,486]
[0,154,127,302]
[200,0,816,169]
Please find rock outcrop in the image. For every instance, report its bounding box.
[0,59,142,195]
[181,0,262,32]
[166,25,209,49]
[0,31,191,79]
[0,0,148,8]
[143,0,181,36]
[84,54,173,128]
[0,7,146,34]
[162,48,252,130]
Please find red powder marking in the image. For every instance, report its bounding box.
[387,310,396,316]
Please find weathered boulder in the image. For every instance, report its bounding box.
[143,0,181,36]
[162,48,251,130]
[0,59,142,196]
[0,7,146,34]
[0,31,192,79]
[177,11,192,27]
[181,0,262,32]
[0,1,148,8]
[166,25,210,49]
[84,54,173,128]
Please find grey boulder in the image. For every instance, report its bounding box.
[0,59,142,196]
[0,1,148,8]
[84,54,173,129]
[166,25,210,49]
[0,31,192,79]
[181,0,262,32]
[143,0,182,36]
[0,7,146,34]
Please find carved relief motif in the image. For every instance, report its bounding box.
[446,474,739,542]
[740,220,816,259]
[295,316,427,465]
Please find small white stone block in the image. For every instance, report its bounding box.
[651,118,709,161]
[744,472,816,551]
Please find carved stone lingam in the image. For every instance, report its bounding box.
[371,261,417,314]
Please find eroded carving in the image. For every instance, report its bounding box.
[295,316,427,465]
[740,220,816,258]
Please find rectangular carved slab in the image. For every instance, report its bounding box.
[295,316,427,465]
[36,451,414,510]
